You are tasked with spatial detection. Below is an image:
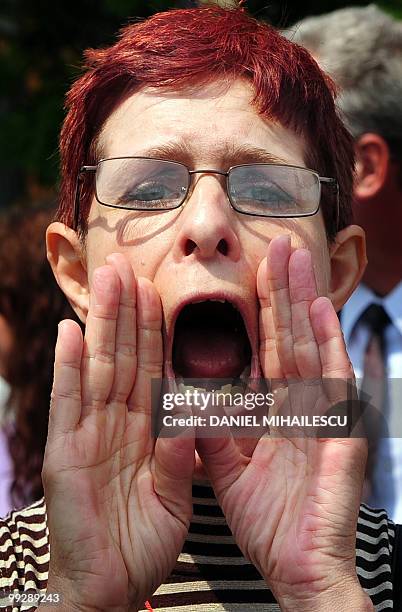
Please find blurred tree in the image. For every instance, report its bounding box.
[0,0,401,208]
[246,0,402,26]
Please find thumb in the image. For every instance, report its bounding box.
[153,430,195,525]
[196,433,245,499]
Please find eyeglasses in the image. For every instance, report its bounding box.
[73,157,339,230]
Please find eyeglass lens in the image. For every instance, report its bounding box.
[96,158,188,210]
[95,158,321,216]
[228,164,320,216]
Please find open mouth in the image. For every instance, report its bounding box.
[172,300,252,379]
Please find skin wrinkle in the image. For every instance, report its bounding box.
[95,141,291,168]
[50,78,363,479]
[86,82,332,343]
[90,88,318,233]
[43,11,373,608]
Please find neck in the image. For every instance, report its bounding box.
[362,241,402,297]
[354,191,402,297]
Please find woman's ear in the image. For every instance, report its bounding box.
[46,222,89,323]
[354,133,389,200]
[328,224,367,312]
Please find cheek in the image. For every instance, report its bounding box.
[239,218,331,295]
[87,202,179,276]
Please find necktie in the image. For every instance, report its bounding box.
[359,304,391,503]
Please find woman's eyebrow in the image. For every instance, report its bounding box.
[223,145,289,166]
[131,141,193,165]
[133,141,289,166]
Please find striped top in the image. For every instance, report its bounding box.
[0,485,397,611]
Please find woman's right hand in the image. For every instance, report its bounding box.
[41,253,195,611]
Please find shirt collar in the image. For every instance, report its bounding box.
[342,284,376,343]
[383,280,402,337]
[342,281,402,343]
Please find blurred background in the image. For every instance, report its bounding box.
[0,0,401,212]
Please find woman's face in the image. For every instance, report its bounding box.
[84,79,332,380]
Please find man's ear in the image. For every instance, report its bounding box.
[46,222,89,323]
[328,224,367,312]
[354,133,389,199]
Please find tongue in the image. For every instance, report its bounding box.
[174,328,247,378]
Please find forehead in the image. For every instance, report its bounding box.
[98,79,306,167]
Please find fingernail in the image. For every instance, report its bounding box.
[292,248,311,263]
[274,234,290,245]
[92,266,120,306]
[105,252,123,265]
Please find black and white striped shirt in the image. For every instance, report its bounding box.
[0,485,400,611]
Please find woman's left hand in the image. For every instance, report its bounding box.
[197,235,372,611]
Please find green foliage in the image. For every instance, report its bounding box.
[1,0,401,207]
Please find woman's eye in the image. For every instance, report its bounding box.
[237,183,294,204]
[120,181,175,203]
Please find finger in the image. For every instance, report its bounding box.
[310,297,353,377]
[289,249,321,379]
[153,432,195,524]
[266,235,298,379]
[81,265,120,419]
[128,277,163,415]
[49,320,83,436]
[196,435,246,499]
[310,296,355,406]
[105,253,137,405]
[256,257,283,380]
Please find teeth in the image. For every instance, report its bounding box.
[177,381,244,395]
[188,298,226,304]
[174,366,253,397]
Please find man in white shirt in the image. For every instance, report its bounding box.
[292,5,402,521]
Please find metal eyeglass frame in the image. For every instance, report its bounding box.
[73,157,340,232]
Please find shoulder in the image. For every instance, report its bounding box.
[0,498,49,593]
[357,504,395,609]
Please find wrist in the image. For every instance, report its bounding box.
[43,577,134,612]
[276,579,373,612]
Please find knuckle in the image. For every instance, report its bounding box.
[84,350,115,365]
[55,361,81,370]
[294,336,316,352]
[95,351,115,364]
[269,279,288,291]
[274,323,291,338]
[138,319,161,332]
[82,397,107,410]
[115,344,137,359]
[107,390,129,404]
[260,338,277,352]
[120,296,136,309]
[137,361,162,375]
[92,309,118,321]
[51,388,82,403]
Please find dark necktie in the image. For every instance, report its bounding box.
[359,304,391,503]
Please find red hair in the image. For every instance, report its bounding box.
[58,6,354,240]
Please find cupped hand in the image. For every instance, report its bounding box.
[197,235,370,610]
[42,253,195,612]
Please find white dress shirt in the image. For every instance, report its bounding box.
[342,281,402,522]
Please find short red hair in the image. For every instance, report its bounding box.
[58,5,354,240]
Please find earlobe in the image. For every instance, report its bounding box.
[328,224,367,312]
[354,134,389,200]
[46,222,89,323]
